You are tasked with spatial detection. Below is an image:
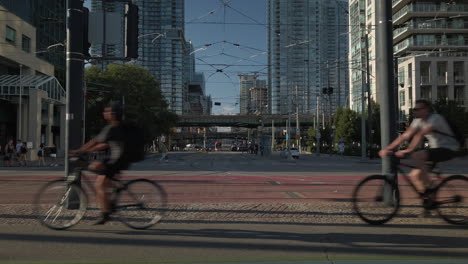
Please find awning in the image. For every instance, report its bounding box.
[0,75,65,104]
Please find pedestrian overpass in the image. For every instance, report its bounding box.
[176,114,318,128]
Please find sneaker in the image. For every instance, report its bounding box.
[94,213,111,225]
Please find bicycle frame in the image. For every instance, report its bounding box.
[392,156,444,200]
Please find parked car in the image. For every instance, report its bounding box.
[184,144,202,151]
[290,148,300,159]
[280,148,299,159]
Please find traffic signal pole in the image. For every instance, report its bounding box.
[65,0,85,178]
[375,0,398,200]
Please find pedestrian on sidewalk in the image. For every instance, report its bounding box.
[338,139,345,156]
[18,141,28,167]
[37,143,46,166]
[3,139,15,167]
[159,142,168,162]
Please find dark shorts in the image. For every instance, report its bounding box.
[427,148,458,163]
[91,159,128,179]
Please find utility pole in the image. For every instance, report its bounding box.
[295,85,300,151]
[365,34,373,159]
[65,0,85,177]
[316,94,320,156]
[376,0,397,201]
[18,64,22,141]
[360,39,367,160]
[271,119,275,153]
[101,1,106,70]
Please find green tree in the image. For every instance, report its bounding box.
[84,64,178,141]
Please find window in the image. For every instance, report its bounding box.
[399,91,406,106]
[5,26,16,44]
[21,35,30,53]
[437,86,448,100]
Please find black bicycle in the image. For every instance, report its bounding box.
[352,154,468,225]
[34,154,167,230]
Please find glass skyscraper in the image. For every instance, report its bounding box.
[90,0,185,115]
[268,0,349,115]
[136,0,185,114]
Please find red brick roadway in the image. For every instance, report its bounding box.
[0,173,431,205]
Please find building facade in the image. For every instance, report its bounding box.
[350,0,468,120]
[0,0,66,84]
[90,0,186,115]
[136,0,185,115]
[239,75,267,114]
[268,0,349,115]
[0,3,65,158]
[90,0,126,66]
[249,85,268,114]
[393,0,468,120]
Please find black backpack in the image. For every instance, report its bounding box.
[121,122,145,163]
[433,117,466,151]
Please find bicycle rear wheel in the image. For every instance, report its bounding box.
[34,180,87,230]
[116,179,167,229]
[436,175,468,225]
[352,175,400,225]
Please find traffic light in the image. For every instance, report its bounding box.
[125,3,139,59]
[82,7,91,57]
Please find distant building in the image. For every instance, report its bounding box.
[91,0,186,114]
[239,75,266,114]
[268,0,349,115]
[249,85,268,114]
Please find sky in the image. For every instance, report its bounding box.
[84,0,267,115]
[184,0,267,115]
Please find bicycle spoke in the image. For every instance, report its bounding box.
[116,179,167,229]
[353,175,399,225]
[437,175,468,225]
[34,180,88,230]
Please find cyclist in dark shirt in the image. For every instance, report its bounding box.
[73,102,127,224]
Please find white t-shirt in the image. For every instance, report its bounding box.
[410,113,459,151]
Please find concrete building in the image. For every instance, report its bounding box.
[249,85,268,114]
[239,75,267,115]
[350,0,468,121]
[393,0,468,121]
[268,0,349,115]
[0,4,65,158]
[0,0,66,84]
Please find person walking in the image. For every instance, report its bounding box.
[18,141,28,166]
[37,143,46,166]
[3,139,15,166]
[159,142,168,162]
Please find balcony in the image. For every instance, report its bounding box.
[420,75,431,85]
[392,0,412,13]
[393,3,468,25]
[455,76,465,84]
[437,75,448,84]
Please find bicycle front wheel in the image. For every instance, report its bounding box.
[352,175,400,225]
[34,180,88,230]
[116,179,167,229]
[436,175,468,225]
